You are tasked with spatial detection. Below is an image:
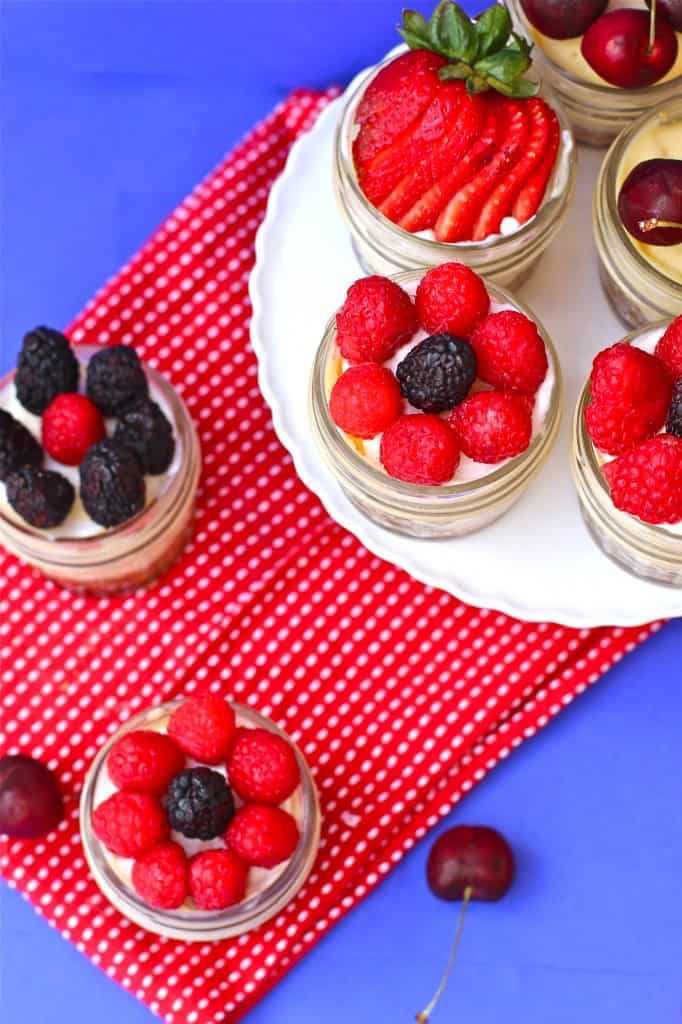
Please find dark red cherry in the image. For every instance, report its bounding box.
[646,0,682,33]
[520,0,607,39]
[426,824,515,902]
[0,755,64,839]
[618,159,682,246]
[582,9,678,87]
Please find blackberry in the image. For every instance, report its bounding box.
[79,439,145,528]
[0,410,43,482]
[113,398,175,475]
[15,327,79,415]
[86,346,149,416]
[6,466,74,528]
[396,333,477,413]
[163,767,235,840]
[666,378,682,438]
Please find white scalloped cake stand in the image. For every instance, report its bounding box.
[250,80,682,628]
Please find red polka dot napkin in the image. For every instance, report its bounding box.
[0,90,659,1024]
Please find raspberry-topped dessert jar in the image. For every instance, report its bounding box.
[310,264,562,539]
[593,97,682,327]
[333,2,576,286]
[80,695,321,941]
[508,0,682,146]
[0,329,200,594]
[571,316,682,584]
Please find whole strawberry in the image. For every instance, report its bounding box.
[228,728,301,805]
[336,277,418,364]
[92,791,169,857]
[42,393,105,466]
[225,804,300,869]
[167,694,236,765]
[107,729,185,795]
[603,434,682,524]
[450,390,533,463]
[470,310,548,394]
[132,841,188,910]
[189,849,248,910]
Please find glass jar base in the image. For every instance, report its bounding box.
[579,503,682,588]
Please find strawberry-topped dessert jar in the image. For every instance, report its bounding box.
[333,2,576,287]
[310,264,562,539]
[509,0,682,147]
[571,316,682,584]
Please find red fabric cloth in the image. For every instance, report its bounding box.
[0,90,659,1024]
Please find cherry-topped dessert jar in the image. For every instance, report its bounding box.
[333,49,576,288]
[593,98,682,328]
[0,343,200,594]
[81,700,321,941]
[310,267,562,539]
[571,321,682,585]
[508,0,682,146]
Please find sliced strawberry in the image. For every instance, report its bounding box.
[400,95,503,233]
[434,101,530,243]
[511,107,561,225]
[353,51,446,175]
[378,90,486,224]
[471,98,552,242]
[359,80,468,208]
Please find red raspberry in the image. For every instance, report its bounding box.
[92,791,169,857]
[167,695,236,765]
[586,343,673,456]
[655,316,682,377]
[329,364,402,439]
[225,804,300,869]
[603,434,682,524]
[132,841,188,909]
[470,310,548,393]
[336,276,418,364]
[106,729,185,795]
[42,393,106,466]
[449,390,533,463]
[585,397,670,457]
[591,342,672,407]
[227,728,300,805]
[379,414,459,485]
[415,263,490,338]
[188,849,248,910]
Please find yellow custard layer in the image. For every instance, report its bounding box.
[616,115,682,284]
[527,0,682,88]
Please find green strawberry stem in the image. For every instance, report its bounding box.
[414,884,473,1023]
[399,1,540,99]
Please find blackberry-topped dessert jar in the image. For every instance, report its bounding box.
[0,330,200,594]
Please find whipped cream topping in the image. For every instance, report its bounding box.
[337,294,555,485]
[591,327,682,536]
[92,711,304,909]
[0,357,182,540]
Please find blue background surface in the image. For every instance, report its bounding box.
[1,3,681,1022]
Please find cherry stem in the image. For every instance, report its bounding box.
[638,217,682,232]
[415,884,473,1024]
[648,0,657,54]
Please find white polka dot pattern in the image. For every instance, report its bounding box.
[0,90,662,1024]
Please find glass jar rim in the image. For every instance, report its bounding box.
[80,700,321,940]
[334,46,576,258]
[0,349,200,566]
[596,96,682,295]
[310,269,562,513]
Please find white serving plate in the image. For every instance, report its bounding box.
[250,77,682,628]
